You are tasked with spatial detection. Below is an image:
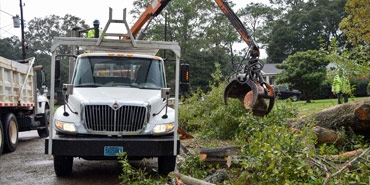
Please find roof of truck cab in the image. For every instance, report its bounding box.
[78,52,163,60]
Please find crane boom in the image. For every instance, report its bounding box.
[130,0,171,38]
[214,0,259,58]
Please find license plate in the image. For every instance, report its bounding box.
[104,146,123,156]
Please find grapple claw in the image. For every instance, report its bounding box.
[224,79,275,117]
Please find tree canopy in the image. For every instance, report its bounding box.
[0,36,22,60]
[266,0,347,63]
[276,50,330,102]
[339,0,370,45]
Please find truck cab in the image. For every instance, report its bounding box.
[55,53,174,137]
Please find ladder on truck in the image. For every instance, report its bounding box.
[47,8,181,157]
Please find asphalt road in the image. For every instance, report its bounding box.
[0,131,122,185]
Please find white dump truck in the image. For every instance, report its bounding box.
[0,56,49,155]
[45,8,186,176]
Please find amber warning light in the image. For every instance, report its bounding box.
[180,64,189,83]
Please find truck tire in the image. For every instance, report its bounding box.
[3,113,18,152]
[54,155,73,177]
[0,120,3,155]
[158,155,176,175]
[37,110,50,138]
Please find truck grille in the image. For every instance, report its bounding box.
[84,105,147,133]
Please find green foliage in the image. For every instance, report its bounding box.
[179,63,245,139]
[117,153,167,185]
[276,50,330,102]
[326,38,370,82]
[179,63,370,184]
[238,126,319,184]
[177,154,211,179]
[180,63,300,140]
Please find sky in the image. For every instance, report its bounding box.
[0,0,269,57]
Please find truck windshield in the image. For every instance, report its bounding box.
[72,56,166,89]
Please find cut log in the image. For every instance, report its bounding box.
[199,146,240,160]
[296,99,370,138]
[199,146,241,168]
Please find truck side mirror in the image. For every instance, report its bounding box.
[35,66,47,95]
[161,88,170,99]
[63,84,74,96]
[161,88,170,119]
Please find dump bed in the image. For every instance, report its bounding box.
[0,56,34,107]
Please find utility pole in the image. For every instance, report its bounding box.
[19,0,26,59]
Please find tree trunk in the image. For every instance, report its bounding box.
[297,99,370,138]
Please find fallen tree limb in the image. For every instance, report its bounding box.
[202,169,228,184]
[305,147,370,185]
[328,148,363,159]
[170,172,215,185]
[330,147,370,178]
[313,126,345,145]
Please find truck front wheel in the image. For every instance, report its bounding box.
[54,155,73,177]
[3,113,18,152]
[0,120,3,155]
[158,155,176,175]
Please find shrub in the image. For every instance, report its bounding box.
[351,78,370,97]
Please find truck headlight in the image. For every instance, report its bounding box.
[55,120,76,132]
[153,123,174,133]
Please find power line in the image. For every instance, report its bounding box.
[0,9,15,17]
[0,26,16,37]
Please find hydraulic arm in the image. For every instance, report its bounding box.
[215,0,275,117]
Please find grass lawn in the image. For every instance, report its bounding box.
[294,96,369,117]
